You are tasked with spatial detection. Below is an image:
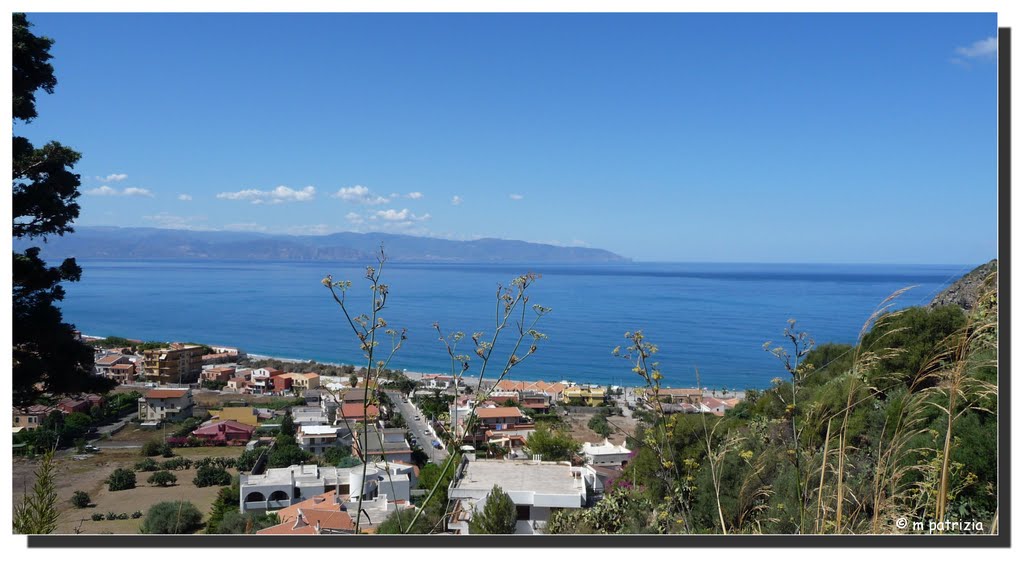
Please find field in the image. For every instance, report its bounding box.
[14,445,245,535]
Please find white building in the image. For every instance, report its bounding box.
[240,462,415,513]
[448,456,601,534]
[296,425,347,455]
[580,439,632,467]
[292,406,330,427]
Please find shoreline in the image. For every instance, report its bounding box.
[88,336,753,393]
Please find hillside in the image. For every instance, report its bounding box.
[929,259,998,311]
[16,226,631,263]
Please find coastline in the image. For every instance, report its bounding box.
[87,335,750,392]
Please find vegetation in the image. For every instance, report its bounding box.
[211,511,279,534]
[525,423,580,461]
[71,490,91,508]
[141,439,173,457]
[468,485,517,534]
[588,412,612,438]
[160,457,193,471]
[106,468,136,492]
[147,470,178,487]
[321,445,352,466]
[13,451,59,534]
[193,465,232,487]
[139,501,204,534]
[376,507,439,534]
[549,277,998,535]
[12,13,114,404]
[205,478,241,534]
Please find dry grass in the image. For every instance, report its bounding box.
[14,445,245,535]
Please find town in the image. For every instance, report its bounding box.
[12,335,742,535]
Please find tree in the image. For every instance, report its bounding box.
[141,438,172,457]
[349,374,359,388]
[193,465,232,487]
[212,510,279,534]
[468,485,517,534]
[12,13,113,404]
[376,507,437,534]
[279,413,295,437]
[139,501,203,534]
[525,424,580,462]
[13,451,59,534]
[106,468,136,491]
[321,445,351,466]
[147,470,178,487]
[588,413,612,438]
[71,490,91,508]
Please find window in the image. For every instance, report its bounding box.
[516,504,531,521]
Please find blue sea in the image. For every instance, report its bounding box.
[59,260,971,390]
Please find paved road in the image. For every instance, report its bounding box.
[386,390,446,465]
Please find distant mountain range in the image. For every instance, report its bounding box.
[16,226,631,263]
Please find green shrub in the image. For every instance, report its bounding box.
[91,513,103,521]
[160,457,193,471]
[134,458,159,472]
[106,468,136,491]
[141,439,172,457]
[139,501,203,534]
[193,465,232,488]
[106,511,117,521]
[147,470,178,487]
[117,512,129,520]
[132,511,143,519]
[71,490,90,508]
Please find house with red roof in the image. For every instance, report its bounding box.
[138,388,194,422]
[191,420,255,444]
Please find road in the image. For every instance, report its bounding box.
[386,390,446,465]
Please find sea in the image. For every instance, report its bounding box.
[59,260,972,391]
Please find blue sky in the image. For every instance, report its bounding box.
[20,13,998,263]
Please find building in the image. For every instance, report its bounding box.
[580,439,632,467]
[648,388,703,404]
[447,456,601,534]
[138,388,194,422]
[271,374,294,393]
[256,493,356,534]
[226,377,249,393]
[142,344,205,385]
[701,397,729,416]
[353,427,412,464]
[249,368,284,394]
[202,367,236,383]
[107,363,137,385]
[12,405,56,431]
[292,406,330,427]
[94,354,131,378]
[297,425,348,455]
[191,420,255,444]
[240,462,416,514]
[56,397,91,415]
[202,352,234,365]
[493,380,567,402]
[282,372,321,391]
[562,385,608,407]
[211,345,246,359]
[213,406,259,426]
[338,402,380,424]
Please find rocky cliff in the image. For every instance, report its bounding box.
[929,259,998,312]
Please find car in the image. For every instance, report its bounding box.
[433,441,443,450]
[410,437,418,445]
[423,429,430,435]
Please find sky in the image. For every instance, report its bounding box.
[19,12,998,264]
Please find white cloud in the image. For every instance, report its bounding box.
[143,212,205,229]
[952,36,997,65]
[85,185,152,197]
[406,192,424,200]
[85,186,118,196]
[509,193,524,200]
[345,212,365,225]
[451,195,463,206]
[96,173,127,182]
[372,208,431,222]
[332,185,390,205]
[122,187,153,197]
[216,185,316,204]
[178,194,193,201]
[956,36,997,58]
